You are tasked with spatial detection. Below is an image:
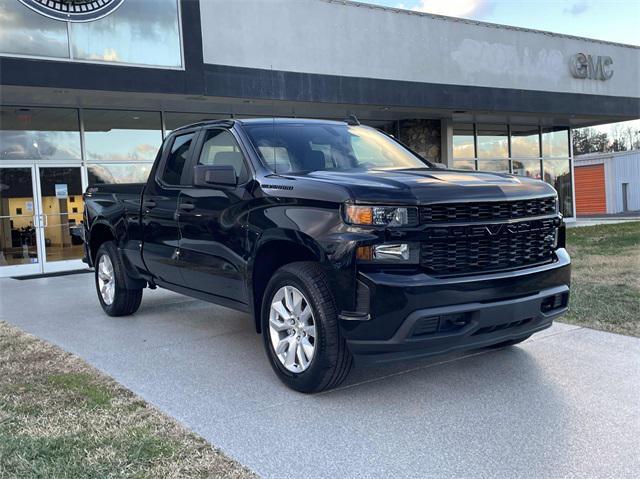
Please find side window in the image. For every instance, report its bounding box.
[198,129,248,183]
[161,132,195,185]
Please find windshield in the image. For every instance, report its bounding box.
[243,123,431,174]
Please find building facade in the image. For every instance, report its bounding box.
[575,150,640,215]
[0,0,639,277]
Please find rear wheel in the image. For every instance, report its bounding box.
[95,241,143,317]
[261,262,353,393]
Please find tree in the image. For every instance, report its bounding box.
[608,139,627,152]
[572,127,610,155]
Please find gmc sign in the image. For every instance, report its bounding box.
[570,53,614,81]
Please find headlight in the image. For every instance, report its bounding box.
[344,205,418,227]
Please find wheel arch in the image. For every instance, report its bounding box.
[88,220,116,265]
[89,220,146,290]
[249,231,325,333]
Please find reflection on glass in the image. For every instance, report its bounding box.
[367,120,397,136]
[453,124,475,158]
[70,0,182,67]
[477,159,509,173]
[0,167,38,266]
[512,159,542,179]
[543,159,573,217]
[453,159,475,170]
[83,110,162,162]
[164,112,227,134]
[511,125,540,158]
[0,0,69,58]
[39,168,84,262]
[542,128,569,158]
[477,124,508,159]
[0,107,81,160]
[88,163,153,185]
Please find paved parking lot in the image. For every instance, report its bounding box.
[1,273,639,478]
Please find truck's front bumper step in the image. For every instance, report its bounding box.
[347,284,569,365]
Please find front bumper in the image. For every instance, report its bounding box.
[341,248,571,364]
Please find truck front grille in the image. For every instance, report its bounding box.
[419,196,557,223]
[420,218,558,276]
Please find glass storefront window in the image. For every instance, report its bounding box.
[0,0,69,59]
[476,124,508,159]
[512,159,542,179]
[543,159,573,217]
[542,127,569,158]
[0,167,38,266]
[452,159,475,170]
[0,107,81,161]
[83,110,162,162]
[477,159,509,173]
[453,124,475,159]
[511,125,540,158]
[39,167,84,262]
[88,163,153,185]
[164,112,227,134]
[70,0,182,67]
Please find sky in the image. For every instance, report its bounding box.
[359,0,640,144]
[359,0,640,46]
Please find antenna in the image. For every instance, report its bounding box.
[345,113,360,126]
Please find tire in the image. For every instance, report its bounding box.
[261,262,353,393]
[487,334,532,349]
[95,241,143,317]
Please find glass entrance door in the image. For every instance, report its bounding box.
[36,166,86,274]
[0,166,42,277]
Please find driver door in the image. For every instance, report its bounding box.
[178,128,251,306]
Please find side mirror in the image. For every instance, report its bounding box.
[433,162,447,169]
[194,165,237,187]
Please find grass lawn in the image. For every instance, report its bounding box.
[0,321,256,479]
[564,221,640,337]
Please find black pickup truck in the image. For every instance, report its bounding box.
[83,118,570,392]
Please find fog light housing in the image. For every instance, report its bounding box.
[356,243,419,264]
[374,243,410,261]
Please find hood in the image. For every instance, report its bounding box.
[289,168,557,204]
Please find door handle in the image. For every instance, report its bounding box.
[142,200,157,209]
[179,202,195,211]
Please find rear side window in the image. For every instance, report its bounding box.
[161,132,195,185]
[198,129,248,183]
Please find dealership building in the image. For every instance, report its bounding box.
[0,0,638,277]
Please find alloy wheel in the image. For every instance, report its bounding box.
[97,254,115,305]
[268,285,317,373]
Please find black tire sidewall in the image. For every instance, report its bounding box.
[95,241,141,316]
[261,266,338,392]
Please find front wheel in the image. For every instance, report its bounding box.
[95,241,143,317]
[261,262,353,393]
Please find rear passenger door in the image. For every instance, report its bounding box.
[141,130,197,284]
[177,128,252,306]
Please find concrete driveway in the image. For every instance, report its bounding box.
[1,273,639,478]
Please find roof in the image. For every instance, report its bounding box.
[326,0,640,49]
[575,149,640,164]
[171,117,351,133]
[237,118,349,126]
